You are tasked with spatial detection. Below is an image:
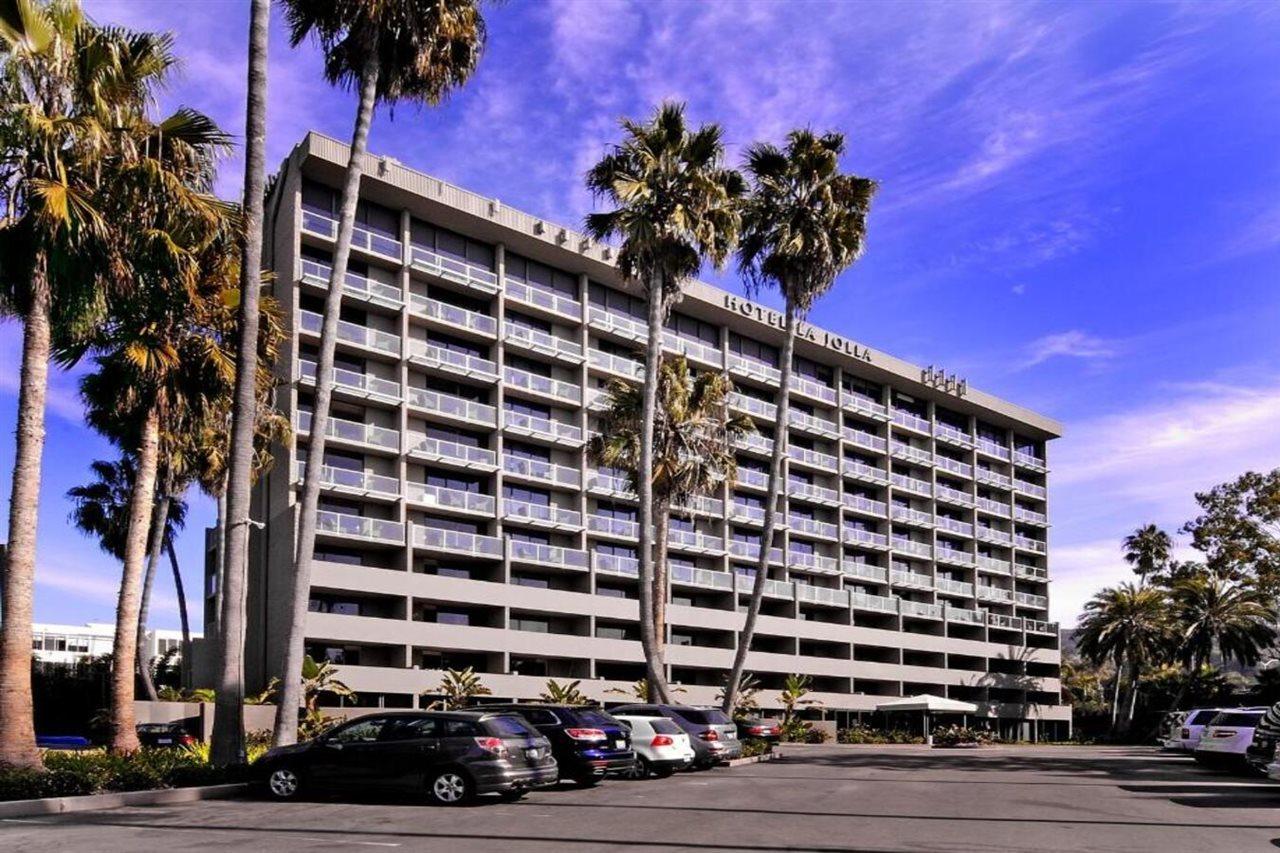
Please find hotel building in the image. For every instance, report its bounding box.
[232,132,1067,738]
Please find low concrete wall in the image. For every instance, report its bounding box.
[0,783,248,819]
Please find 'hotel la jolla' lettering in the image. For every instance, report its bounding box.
[723,295,871,363]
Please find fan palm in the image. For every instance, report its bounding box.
[1170,573,1277,708]
[1123,524,1172,584]
[273,0,487,750]
[589,355,752,659]
[1076,583,1171,731]
[721,130,876,714]
[585,102,744,701]
[0,0,180,767]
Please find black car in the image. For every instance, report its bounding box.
[136,722,197,748]
[475,704,633,786]
[735,716,781,742]
[610,704,743,768]
[256,711,557,805]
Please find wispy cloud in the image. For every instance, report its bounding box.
[1020,330,1119,369]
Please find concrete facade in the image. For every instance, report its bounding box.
[230,132,1067,733]
[32,622,196,667]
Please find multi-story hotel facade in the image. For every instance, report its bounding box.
[232,132,1067,739]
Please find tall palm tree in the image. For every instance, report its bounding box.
[589,355,752,659]
[585,103,743,702]
[1076,583,1171,732]
[1169,573,1276,708]
[1123,524,1172,584]
[0,0,177,768]
[213,0,271,768]
[274,0,487,748]
[721,130,876,714]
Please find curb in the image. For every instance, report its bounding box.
[0,783,250,818]
[725,751,781,767]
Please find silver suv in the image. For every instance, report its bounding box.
[609,704,742,768]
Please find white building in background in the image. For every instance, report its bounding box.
[32,622,198,666]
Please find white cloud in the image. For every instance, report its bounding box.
[1021,330,1119,368]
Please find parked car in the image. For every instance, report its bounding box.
[1193,709,1266,772]
[256,710,557,805]
[614,715,695,778]
[35,735,92,750]
[610,704,742,768]
[1176,708,1228,751]
[473,704,633,786]
[1158,710,1188,749]
[136,722,197,748]
[735,716,781,742]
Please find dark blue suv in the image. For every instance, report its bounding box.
[476,704,633,786]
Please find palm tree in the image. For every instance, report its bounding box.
[1169,573,1277,708]
[212,0,271,769]
[275,0,487,749]
[1123,524,1172,584]
[540,679,589,705]
[0,1,179,767]
[1076,583,1171,731]
[716,670,760,719]
[721,130,877,714]
[589,356,752,661]
[778,673,821,740]
[585,102,744,702]
[423,667,491,710]
[606,679,687,701]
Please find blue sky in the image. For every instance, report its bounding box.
[3,0,1278,630]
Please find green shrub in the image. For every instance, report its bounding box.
[0,747,242,802]
[836,725,926,745]
[740,738,773,758]
[931,725,995,747]
[802,727,830,744]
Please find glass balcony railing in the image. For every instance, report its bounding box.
[1015,563,1049,580]
[842,428,887,453]
[788,516,839,540]
[890,473,932,496]
[843,527,888,549]
[891,536,932,558]
[976,526,1013,546]
[891,409,930,433]
[727,540,784,563]
[890,506,933,527]
[502,454,580,488]
[1015,535,1047,553]
[947,606,986,625]
[672,564,735,591]
[843,460,888,485]
[976,555,1011,574]
[316,510,403,544]
[1014,506,1048,525]
[735,468,771,490]
[934,456,972,478]
[406,482,495,515]
[976,468,1013,489]
[899,600,943,620]
[788,481,839,505]
[1015,591,1049,609]
[587,514,639,538]
[408,293,497,337]
[851,590,898,613]
[935,577,974,597]
[842,562,889,583]
[797,584,848,607]
[299,359,401,400]
[842,393,888,420]
[507,539,589,570]
[299,310,400,356]
[890,442,932,465]
[891,568,933,589]
[406,387,497,427]
[412,524,503,558]
[585,469,632,495]
[668,528,724,553]
[594,552,640,578]
[587,348,642,379]
[726,353,781,384]
[842,494,886,517]
[792,376,837,404]
[976,438,1012,461]
[936,548,975,567]
[976,497,1011,517]
[408,339,498,380]
[976,585,1014,603]
[505,279,582,320]
[300,258,402,306]
[1014,479,1047,499]
[409,244,498,293]
[933,423,973,446]
[302,209,402,260]
[935,485,975,507]
[298,410,399,450]
[503,367,580,403]
[293,461,399,497]
[935,516,973,537]
[788,445,838,470]
[502,409,583,445]
[1013,449,1047,470]
[733,433,775,457]
[789,410,839,437]
[787,551,840,574]
[728,501,766,525]
[503,499,582,528]
[662,332,722,367]
[406,432,496,468]
[587,307,647,342]
[988,612,1024,631]
[730,393,777,420]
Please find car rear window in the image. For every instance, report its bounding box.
[649,718,682,735]
[483,715,539,738]
[1211,712,1263,727]
[674,709,732,725]
[565,709,618,727]
[1188,710,1221,725]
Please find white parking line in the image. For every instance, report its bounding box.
[1,818,49,824]
[294,837,400,848]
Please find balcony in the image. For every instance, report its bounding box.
[662,332,722,368]
[934,456,972,479]
[302,209,402,261]
[935,547,975,568]
[935,485,975,508]
[976,438,1011,461]
[406,482,495,516]
[594,552,639,578]
[891,409,930,434]
[735,575,794,600]
[976,468,1013,490]
[792,376,837,405]
[507,539,589,571]
[976,585,1014,603]
[585,469,632,497]
[727,540,784,564]
[294,461,399,499]
[890,506,933,528]
[503,499,582,530]
[947,606,986,625]
[733,433,775,458]
[797,584,849,607]
[1025,618,1057,634]
[1014,479,1047,499]
[587,348,642,380]
[788,481,840,506]
[300,258,402,308]
[503,454,580,489]
[726,354,780,385]
[409,244,498,294]
[299,310,400,357]
[735,468,771,490]
[844,527,888,550]
[789,445,838,470]
[842,393,888,421]
[842,494,886,517]
[890,536,932,559]
[587,514,638,539]
[789,515,839,541]
[1013,450,1047,471]
[408,293,496,338]
[504,367,580,404]
[407,387,497,428]
[408,340,499,382]
[412,524,503,558]
[787,550,840,574]
[891,442,933,466]
[891,568,933,590]
[406,432,496,470]
[851,590,899,614]
[502,409,583,446]
[689,495,724,517]
[729,501,766,526]
[976,526,1012,546]
[789,410,840,439]
[935,577,974,597]
[299,359,400,401]
[672,564,735,592]
[505,324,584,363]
[730,393,776,421]
[890,473,932,496]
[316,510,403,545]
[842,562,888,583]
[899,600,943,620]
[1014,563,1049,581]
[935,516,973,537]
[976,555,1011,574]
[588,307,647,343]
[1015,591,1049,609]
[976,497,1011,517]
[1015,535,1047,554]
[988,613,1024,631]
[843,460,888,486]
[842,428,887,454]
[504,279,582,321]
[1014,506,1048,526]
[933,423,973,447]
[298,410,399,452]
[668,528,724,554]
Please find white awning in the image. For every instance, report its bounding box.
[875,694,977,714]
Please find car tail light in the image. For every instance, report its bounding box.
[474,736,509,756]
[564,728,607,741]
[699,729,719,742]
[651,734,674,747]
[178,734,196,746]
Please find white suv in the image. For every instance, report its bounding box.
[614,715,696,779]
[1193,709,1265,771]
[1177,708,1228,751]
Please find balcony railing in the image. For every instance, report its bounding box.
[662,332,722,367]
[727,353,781,384]
[298,410,399,451]
[594,552,639,578]
[935,485,975,507]
[976,497,1011,517]
[935,577,974,597]
[672,564,734,591]
[407,387,497,427]
[842,562,889,583]
[588,307,646,342]
[789,410,839,438]
[842,393,888,420]
[936,547,975,568]
[409,244,498,293]
[586,469,632,496]
[668,528,724,553]
[843,460,888,485]
[294,461,399,497]
[976,555,1011,574]
[507,539,589,570]
[1015,535,1047,553]
[797,584,848,607]
[933,423,973,447]
[789,445,838,470]
[587,348,642,379]
[976,438,1012,461]
[891,568,933,589]
[502,409,583,445]
[407,432,496,468]
[976,468,1013,490]
[504,278,582,320]
[788,481,840,506]
[299,360,400,400]
[503,454,580,488]
[413,524,503,558]
[1014,506,1048,525]
[890,536,932,558]
[1013,450,1047,471]
[408,293,497,337]
[406,482,495,515]
[733,433,775,458]
[899,600,943,620]
[934,456,972,478]
[787,550,840,574]
[504,367,580,404]
[316,510,403,544]
[935,516,973,537]
[890,473,932,496]
[976,526,1012,546]
[1014,563,1049,581]
[1014,479,1047,499]
[891,442,932,465]
[505,324,583,362]
[689,495,723,517]
[736,468,771,490]
[851,590,899,614]
[947,606,986,625]
[842,494,886,517]
[730,393,776,420]
[299,310,400,356]
[792,376,837,404]
[890,506,933,528]
[504,499,582,529]
[789,516,839,540]
[729,501,766,525]
[842,427,887,453]
[844,527,888,549]
[302,209,402,260]
[1015,591,1049,608]
[727,540,784,563]
[976,585,1014,603]
[891,409,930,433]
[587,514,638,538]
[300,258,402,307]
[408,340,498,380]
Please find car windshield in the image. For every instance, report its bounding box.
[483,715,539,738]
[1211,712,1263,727]
[676,709,732,725]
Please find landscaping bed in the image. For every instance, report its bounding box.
[0,748,243,802]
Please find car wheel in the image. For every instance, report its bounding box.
[427,768,474,805]
[266,766,303,800]
[622,757,650,780]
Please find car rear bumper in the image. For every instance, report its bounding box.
[1192,749,1249,768]
[560,752,635,779]
[472,762,560,794]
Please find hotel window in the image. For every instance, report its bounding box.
[507,354,552,376]
[426,471,484,493]
[504,399,551,419]
[588,281,644,318]
[508,311,552,335]
[303,179,395,241]
[410,220,495,269]
[507,441,550,462]
[428,331,488,359]
[596,502,636,521]
[506,253,578,298]
[504,484,550,505]
[728,333,778,367]
[793,355,831,385]
[596,543,637,559]
[843,375,881,400]
[421,516,484,535]
[426,376,490,402]
[426,425,484,447]
[509,530,552,545]
[667,312,718,345]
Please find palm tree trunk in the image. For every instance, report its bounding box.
[1169,652,1205,712]
[1124,660,1141,732]
[722,302,797,713]
[653,501,671,662]
[636,279,672,704]
[165,538,191,687]
[275,51,381,747]
[0,254,51,769]
[136,492,171,702]
[1110,654,1123,732]
[212,0,270,767]
[212,476,226,645]
[110,407,161,754]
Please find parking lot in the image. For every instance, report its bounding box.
[3,744,1279,852]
